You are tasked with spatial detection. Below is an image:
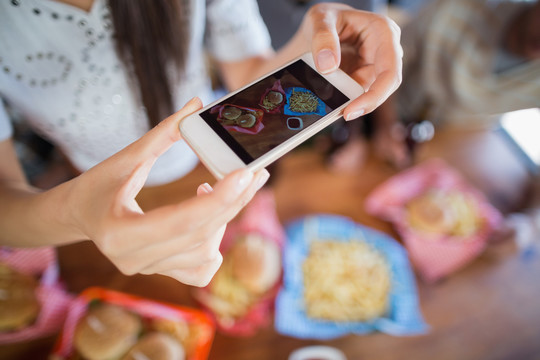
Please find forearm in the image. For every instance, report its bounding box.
[253,30,309,80]
[0,180,87,247]
[218,26,309,91]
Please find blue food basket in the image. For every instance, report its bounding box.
[284,87,327,116]
[275,215,428,339]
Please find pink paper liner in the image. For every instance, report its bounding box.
[51,287,215,360]
[210,104,265,134]
[365,159,503,282]
[0,247,73,344]
[258,80,286,114]
[194,189,285,336]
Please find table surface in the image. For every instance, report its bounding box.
[2,127,540,360]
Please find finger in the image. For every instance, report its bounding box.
[348,64,377,93]
[114,222,226,276]
[343,69,401,120]
[148,168,269,240]
[116,171,266,272]
[307,4,342,74]
[338,14,402,119]
[139,168,252,245]
[129,97,202,158]
[108,168,268,256]
[139,225,226,275]
[103,97,203,175]
[113,160,155,213]
[198,168,270,232]
[161,253,224,287]
[90,97,203,211]
[349,15,402,65]
[108,98,204,212]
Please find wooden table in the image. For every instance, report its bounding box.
[2,126,540,360]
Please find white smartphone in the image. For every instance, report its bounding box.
[179,53,364,179]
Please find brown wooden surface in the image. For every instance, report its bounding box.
[2,127,540,360]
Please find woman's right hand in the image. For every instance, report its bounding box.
[63,98,269,287]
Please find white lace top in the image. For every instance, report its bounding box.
[0,0,271,186]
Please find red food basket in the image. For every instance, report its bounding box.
[210,104,264,135]
[51,287,215,360]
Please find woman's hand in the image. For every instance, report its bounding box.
[217,3,402,116]
[300,3,403,120]
[65,98,269,286]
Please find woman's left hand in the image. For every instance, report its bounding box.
[300,3,403,120]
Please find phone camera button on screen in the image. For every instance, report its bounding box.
[287,117,303,130]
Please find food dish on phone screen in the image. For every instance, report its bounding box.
[199,59,350,163]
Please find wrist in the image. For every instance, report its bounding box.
[39,179,89,245]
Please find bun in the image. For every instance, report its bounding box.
[0,263,40,331]
[230,234,281,294]
[266,91,283,105]
[122,332,185,360]
[237,114,257,128]
[222,106,241,121]
[74,304,141,360]
[407,190,482,237]
[406,192,455,234]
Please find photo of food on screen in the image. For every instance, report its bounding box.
[200,60,349,163]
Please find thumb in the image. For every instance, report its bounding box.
[307,5,341,74]
[104,97,203,178]
[127,97,203,162]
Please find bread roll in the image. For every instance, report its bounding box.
[74,304,141,360]
[230,234,281,294]
[407,190,482,237]
[266,91,283,105]
[0,263,40,331]
[237,114,257,128]
[406,192,456,234]
[222,106,241,121]
[122,332,185,360]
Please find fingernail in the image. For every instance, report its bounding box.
[316,49,337,74]
[200,183,213,193]
[236,169,254,194]
[184,97,202,110]
[255,169,270,191]
[346,109,365,121]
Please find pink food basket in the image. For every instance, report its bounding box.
[0,247,73,344]
[365,159,503,282]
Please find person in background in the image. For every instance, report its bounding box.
[257,0,388,49]
[371,0,540,168]
[324,0,539,171]
[0,0,402,286]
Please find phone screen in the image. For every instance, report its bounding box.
[200,59,349,164]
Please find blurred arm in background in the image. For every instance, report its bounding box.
[371,0,540,168]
